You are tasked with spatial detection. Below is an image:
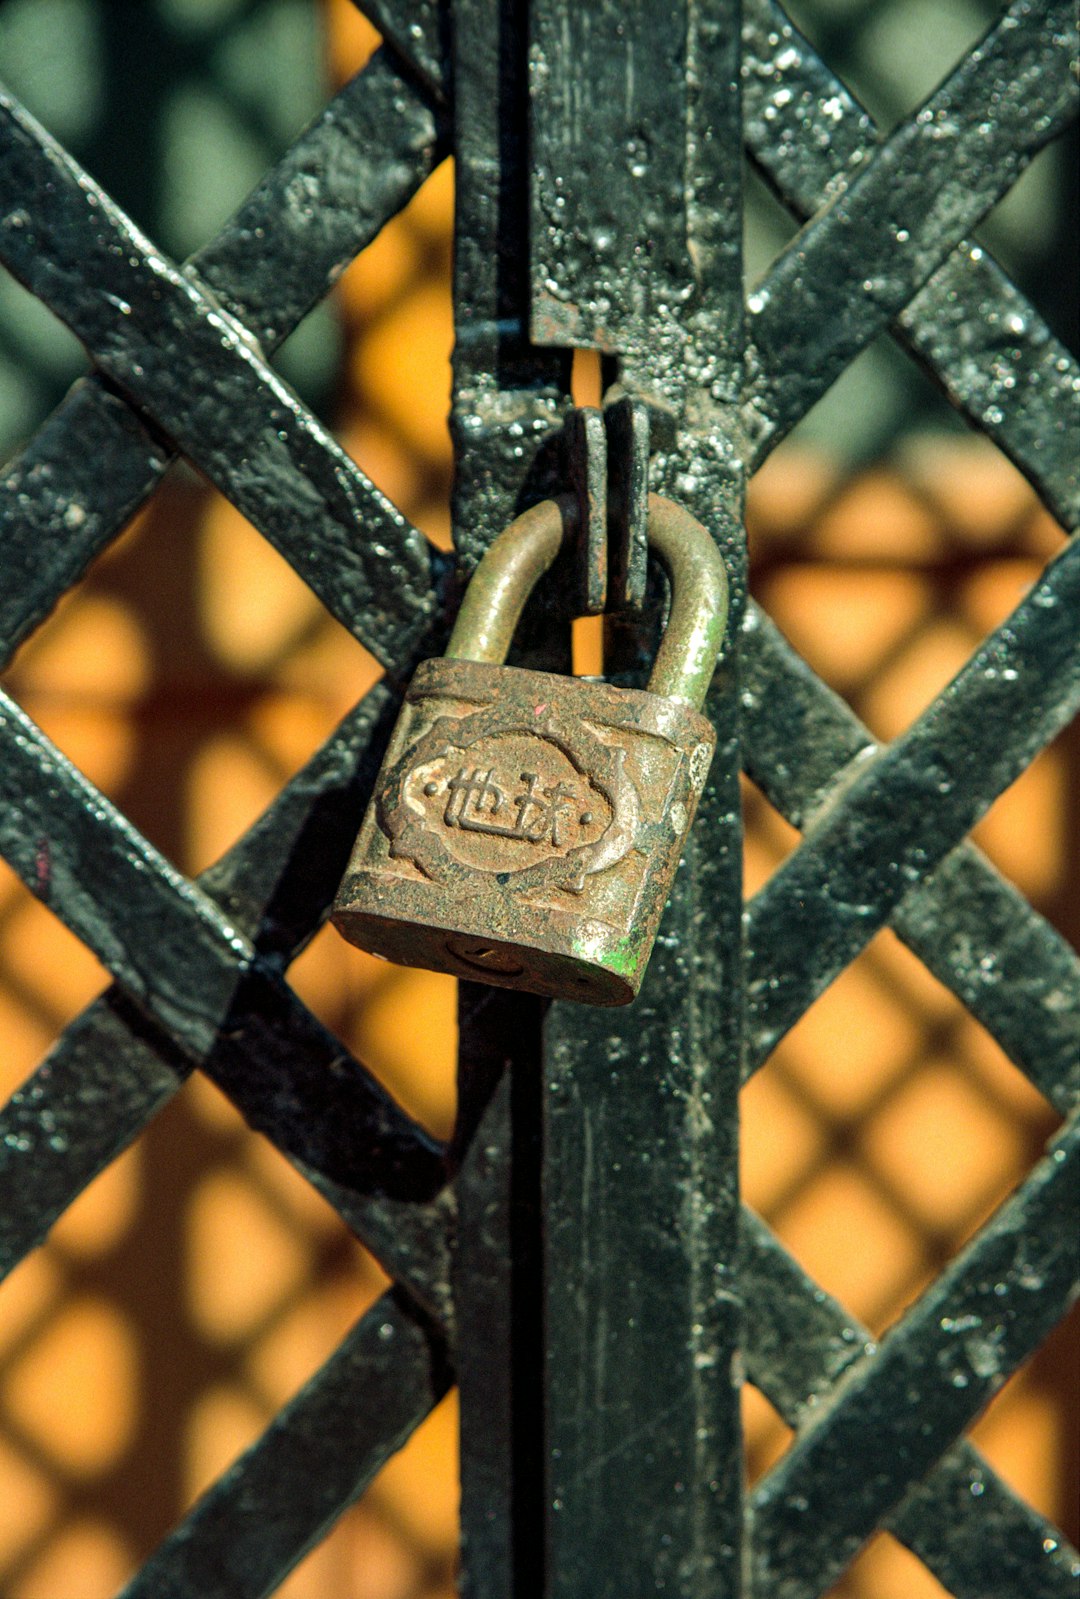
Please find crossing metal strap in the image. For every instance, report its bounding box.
[0,93,444,670]
[0,48,447,669]
[745,540,1080,1065]
[742,0,1080,527]
[0,0,1076,1592]
[742,0,1078,462]
[119,1287,451,1599]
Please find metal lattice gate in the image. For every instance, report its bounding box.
[0,0,1077,1595]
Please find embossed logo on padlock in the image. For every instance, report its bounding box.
[380,701,640,890]
[332,495,728,1005]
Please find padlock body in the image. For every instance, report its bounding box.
[332,658,715,1005]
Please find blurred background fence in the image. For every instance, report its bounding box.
[0,2,1075,1595]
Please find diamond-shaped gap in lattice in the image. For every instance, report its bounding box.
[0,471,380,879]
[742,1380,795,1489]
[288,924,458,1146]
[966,730,1077,942]
[780,0,1004,132]
[742,772,803,898]
[968,1300,1080,1548]
[777,320,981,467]
[0,1066,392,1599]
[0,267,87,464]
[969,132,1079,350]
[743,158,802,290]
[741,927,1062,1338]
[823,1528,953,1599]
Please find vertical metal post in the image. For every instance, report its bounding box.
[530,4,747,1594]
[448,2,571,1593]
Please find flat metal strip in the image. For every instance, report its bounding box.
[742,0,1080,528]
[743,0,1078,468]
[119,1287,451,1599]
[531,2,747,1591]
[185,47,447,348]
[898,254,1080,530]
[745,539,1080,1066]
[750,1113,1080,1596]
[741,1210,1080,1596]
[0,380,172,669]
[351,1,448,103]
[740,604,1080,1111]
[447,0,572,1589]
[887,1440,1080,1597]
[0,46,444,666]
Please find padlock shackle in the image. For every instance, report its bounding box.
[445,498,566,666]
[644,495,729,708]
[445,493,729,710]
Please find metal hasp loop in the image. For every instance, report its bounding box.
[446,491,729,707]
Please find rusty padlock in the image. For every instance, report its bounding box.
[332,493,728,1005]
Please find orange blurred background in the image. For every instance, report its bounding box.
[0,3,1076,1595]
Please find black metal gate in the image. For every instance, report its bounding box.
[0,1,1077,1594]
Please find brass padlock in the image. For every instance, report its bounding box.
[332,493,728,1005]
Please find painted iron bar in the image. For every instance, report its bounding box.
[749,1113,1080,1595]
[119,1287,452,1599]
[745,537,1080,1066]
[447,0,573,1590]
[353,0,1080,529]
[0,51,446,670]
[529,2,747,1594]
[0,90,444,674]
[354,0,447,103]
[742,0,1080,528]
[740,603,1080,1112]
[743,0,1078,467]
[742,1210,1080,1596]
[0,688,444,1190]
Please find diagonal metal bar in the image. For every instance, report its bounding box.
[111,1191,1080,1599]
[749,1112,1080,1596]
[740,604,1080,1111]
[354,1,448,103]
[349,0,1080,529]
[742,0,1080,528]
[191,52,444,348]
[742,1209,1080,1596]
[745,538,1080,1069]
[0,89,445,673]
[0,383,174,669]
[743,0,1079,478]
[885,1435,1080,1596]
[118,1286,452,1599]
[898,252,1080,530]
[0,686,446,1194]
[0,692,257,1055]
[0,48,446,670]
